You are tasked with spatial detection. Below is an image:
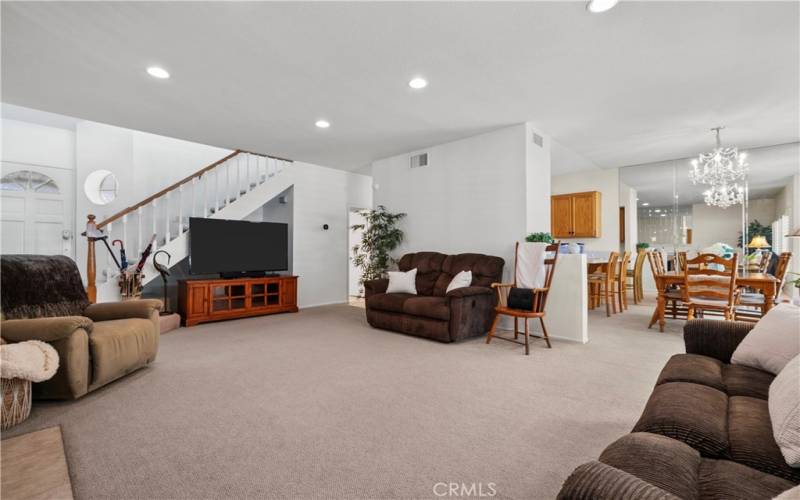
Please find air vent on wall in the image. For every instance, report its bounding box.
[533,133,544,147]
[410,153,428,168]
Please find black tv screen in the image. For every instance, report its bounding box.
[189,218,288,276]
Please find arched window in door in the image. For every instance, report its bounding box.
[0,170,60,194]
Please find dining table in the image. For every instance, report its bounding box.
[650,271,779,332]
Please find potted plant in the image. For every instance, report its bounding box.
[525,232,553,243]
[636,242,650,252]
[351,205,406,286]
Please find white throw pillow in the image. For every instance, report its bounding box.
[769,355,800,467]
[731,303,800,375]
[774,484,800,499]
[386,268,417,294]
[446,270,472,294]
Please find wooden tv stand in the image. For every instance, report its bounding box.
[178,275,298,327]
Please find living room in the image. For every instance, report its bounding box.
[1,2,799,499]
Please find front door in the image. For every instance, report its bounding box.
[0,163,74,257]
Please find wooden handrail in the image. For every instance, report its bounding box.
[96,149,292,228]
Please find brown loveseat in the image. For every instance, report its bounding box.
[1,255,162,399]
[364,252,504,343]
[558,320,798,499]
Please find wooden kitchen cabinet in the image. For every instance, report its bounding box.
[550,191,601,238]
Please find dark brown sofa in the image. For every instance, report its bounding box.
[364,252,504,343]
[558,320,798,499]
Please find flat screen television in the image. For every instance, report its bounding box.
[189,218,288,277]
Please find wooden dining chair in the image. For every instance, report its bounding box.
[681,252,739,321]
[757,251,773,273]
[614,251,631,312]
[485,242,560,355]
[627,250,646,304]
[646,250,684,328]
[736,252,792,321]
[588,252,619,317]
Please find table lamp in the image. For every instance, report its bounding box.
[747,235,771,265]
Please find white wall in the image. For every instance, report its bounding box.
[291,164,372,307]
[691,197,776,250]
[1,118,75,170]
[551,168,620,252]
[371,123,549,282]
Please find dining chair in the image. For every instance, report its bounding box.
[736,252,792,321]
[485,242,560,355]
[646,250,684,327]
[681,252,739,321]
[757,251,773,273]
[627,250,646,304]
[588,251,619,317]
[614,251,631,312]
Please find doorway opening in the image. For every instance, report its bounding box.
[348,208,368,307]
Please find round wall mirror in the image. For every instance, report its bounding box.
[84,170,118,205]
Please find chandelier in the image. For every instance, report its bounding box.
[702,183,744,209]
[689,126,748,208]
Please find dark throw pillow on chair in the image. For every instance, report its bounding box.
[507,288,534,311]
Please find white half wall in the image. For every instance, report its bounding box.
[371,123,549,282]
[552,168,620,252]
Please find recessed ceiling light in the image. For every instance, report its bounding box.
[586,0,619,13]
[654,209,661,213]
[408,77,428,89]
[146,66,170,79]
[315,119,330,129]
[641,202,650,206]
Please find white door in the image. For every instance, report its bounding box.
[1,163,74,257]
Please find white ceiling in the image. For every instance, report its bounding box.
[2,1,798,172]
[619,142,799,207]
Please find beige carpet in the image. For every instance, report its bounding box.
[5,301,684,499]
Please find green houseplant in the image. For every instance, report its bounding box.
[636,242,650,251]
[351,205,406,285]
[738,220,772,249]
[525,232,553,243]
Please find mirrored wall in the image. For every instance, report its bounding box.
[620,142,798,269]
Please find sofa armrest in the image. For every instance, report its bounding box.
[557,461,679,500]
[683,319,754,363]
[1,316,93,343]
[83,299,162,322]
[446,286,493,298]
[364,279,389,298]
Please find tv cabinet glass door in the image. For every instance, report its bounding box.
[211,283,247,313]
[250,281,280,308]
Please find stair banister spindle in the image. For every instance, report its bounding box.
[122,215,128,266]
[106,221,113,281]
[151,199,158,251]
[202,174,208,217]
[137,207,143,254]
[214,167,220,213]
[191,177,197,217]
[225,161,231,205]
[237,155,241,198]
[178,185,184,235]
[165,191,171,243]
[249,154,254,190]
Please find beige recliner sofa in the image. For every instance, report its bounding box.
[1,255,161,399]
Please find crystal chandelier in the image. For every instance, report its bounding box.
[702,182,744,209]
[690,126,748,208]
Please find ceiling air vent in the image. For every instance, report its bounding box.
[410,153,428,168]
[533,133,544,147]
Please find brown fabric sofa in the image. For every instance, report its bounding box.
[558,320,798,499]
[1,255,161,399]
[364,252,504,343]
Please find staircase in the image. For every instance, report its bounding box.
[86,149,294,303]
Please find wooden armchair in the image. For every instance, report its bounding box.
[485,242,559,355]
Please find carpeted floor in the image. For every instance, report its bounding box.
[6,301,684,499]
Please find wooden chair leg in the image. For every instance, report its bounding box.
[514,317,519,339]
[539,316,551,348]
[648,307,658,328]
[687,306,695,321]
[605,282,612,317]
[617,283,624,313]
[486,313,500,344]
[524,318,530,355]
